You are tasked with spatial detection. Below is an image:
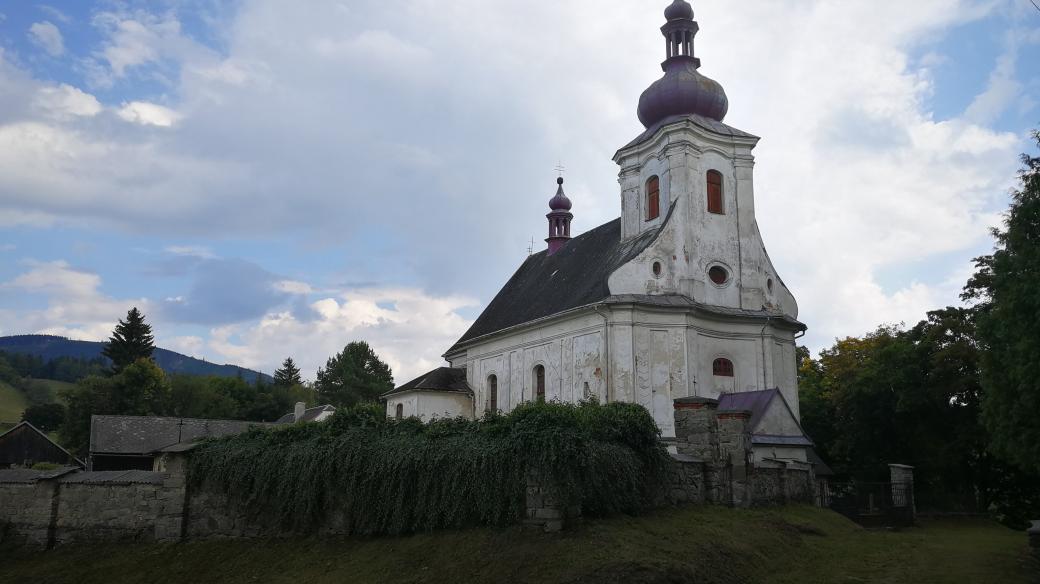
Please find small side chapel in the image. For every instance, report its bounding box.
[384,1,814,464]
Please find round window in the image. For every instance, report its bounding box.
[708,265,728,285]
[652,261,662,278]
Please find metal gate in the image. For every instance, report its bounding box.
[827,481,915,528]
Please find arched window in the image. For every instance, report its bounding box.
[713,358,734,377]
[706,170,724,214]
[534,365,546,402]
[395,403,404,420]
[487,374,498,413]
[646,176,660,220]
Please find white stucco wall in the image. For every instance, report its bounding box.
[385,391,471,421]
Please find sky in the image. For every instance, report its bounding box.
[0,0,1038,385]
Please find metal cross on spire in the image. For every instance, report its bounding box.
[554,161,566,178]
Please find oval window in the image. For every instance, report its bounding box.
[652,261,662,277]
[767,278,774,293]
[708,265,728,285]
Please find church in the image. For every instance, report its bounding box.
[383,1,814,464]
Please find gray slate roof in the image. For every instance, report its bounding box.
[0,467,78,483]
[449,205,673,351]
[384,367,472,397]
[60,470,163,485]
[90,415,273,455]
[274,404,337,424]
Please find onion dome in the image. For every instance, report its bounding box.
[664,0,694,21]
[636,2,729,128]
[548,177,572,211]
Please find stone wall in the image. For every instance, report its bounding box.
[0,481,55,547]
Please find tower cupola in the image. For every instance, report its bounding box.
[546,177,573,255]
[636,0,728,128]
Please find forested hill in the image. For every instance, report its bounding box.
[0,335,272,383]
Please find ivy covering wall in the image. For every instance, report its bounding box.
[188,400,668,535]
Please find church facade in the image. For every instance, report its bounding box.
[384,1,812,463]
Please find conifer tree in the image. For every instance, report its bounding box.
[101,307,155,374]
[273,357,303,387]
[315,341,393,407]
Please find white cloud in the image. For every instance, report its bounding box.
[0,260,146,341]
[28,21,64,57]
[38,5,71,24]
[205,287,475,383]
[117,101,182,127]
[0,244,15,252]
[164,245,215,259]
[273,280,313,295]
[32,84,102,120]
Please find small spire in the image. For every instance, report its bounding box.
[545,176,574,255]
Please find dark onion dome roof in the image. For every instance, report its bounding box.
[548,177,572,211]
[637,59,728,127]
[664,0,694,21]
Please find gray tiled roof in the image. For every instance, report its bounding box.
[0,467,77,484]
[448,204,674,352]
[90,415,273,455]
[384,367,472,398]
[60,470,163,485]
[273,404,336,424]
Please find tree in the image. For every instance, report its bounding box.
[273,357,303,387]
[962,131,1040,474]
[315,341,393,407]
[102,307,155,374]
[22,403,66,432]
[60,358,171,453]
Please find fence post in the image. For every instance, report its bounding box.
[888,463,915,522]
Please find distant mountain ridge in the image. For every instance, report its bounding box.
[0,335,273,383]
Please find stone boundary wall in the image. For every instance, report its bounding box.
[0,398,828,546]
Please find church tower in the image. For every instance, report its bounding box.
[545,177,573,255]
[610,0,798,321]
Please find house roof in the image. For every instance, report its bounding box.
[449,206,672,352]
[274,404,337,424]
[0,467,78,484]
[717,388,813,447]
[384,367,472,398]
[89,415,273,455]
[806,448,835,476]
[0,421,84,468]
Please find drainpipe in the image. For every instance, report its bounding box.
[593,304,611,403]
[760,316,773,390]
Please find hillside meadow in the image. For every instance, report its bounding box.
[2,506,1035,584]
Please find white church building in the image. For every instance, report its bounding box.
[384,1,813,463]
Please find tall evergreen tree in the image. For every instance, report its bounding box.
[101,307,155,374]
[315,341,393,407]
[273,357,303,387]
[963,130,1040,474]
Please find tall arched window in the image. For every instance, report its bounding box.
[646,176,660,220]
[707,170,724,214]
[395,403,404,420]
[534,365,546,402]
[712,358,734,377]
[487,374,498,413]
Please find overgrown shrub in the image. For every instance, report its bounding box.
[188,399,669,535]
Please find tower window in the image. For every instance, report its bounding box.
[534,365,546,402]
[646,176,660,220]
[713,358,734,377]
[395,403,404,420]
[652,261,662,277]
[487,374,498,413]
[707,170,724,214]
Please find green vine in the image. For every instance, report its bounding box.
[188,399,669,535]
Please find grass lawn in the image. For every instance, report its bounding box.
[1,506,1035,584]
[0,379,28,425]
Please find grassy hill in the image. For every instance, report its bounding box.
[0,335,273,383]
[1,506,1035,584]
[0,379,28,425]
